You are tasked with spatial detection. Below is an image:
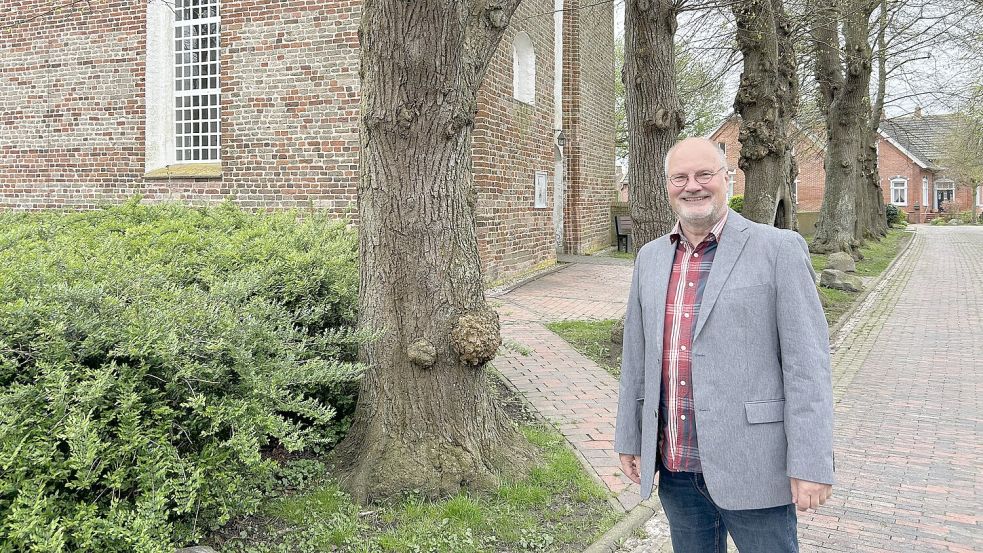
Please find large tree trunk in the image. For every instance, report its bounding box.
[333,0,532,503]
[624,0,683,249]
[732,0,799,229]
[810,0,876,256]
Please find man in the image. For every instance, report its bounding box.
[614,138,834,552]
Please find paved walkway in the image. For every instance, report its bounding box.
[489,257,641,509]
[492,225,982,552]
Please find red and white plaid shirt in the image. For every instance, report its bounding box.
[659,213,728,473]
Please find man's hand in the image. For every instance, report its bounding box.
[790,477,832,511]
[619,453,641,484]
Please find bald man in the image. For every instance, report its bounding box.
[614,138,834,552]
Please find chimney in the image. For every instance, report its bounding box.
[914,106,923,119]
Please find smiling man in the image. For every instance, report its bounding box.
[614,138,834,552]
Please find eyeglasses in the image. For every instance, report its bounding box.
[668,166,726,187]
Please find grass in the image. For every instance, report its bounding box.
[545,319,621,378]
[208,427,622,553]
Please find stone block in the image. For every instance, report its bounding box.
[827,252,857,273]
[820,269,863,292]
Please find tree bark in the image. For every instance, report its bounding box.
[859,0,889,240]
[810,0,877,256]
[624,0,683,249]
[732,0,799,229]
[333,0,532,503]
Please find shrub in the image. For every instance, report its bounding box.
[0,200,362,552]
[728,194,744,213]
[931,216,947,225]
[885,204,897,225]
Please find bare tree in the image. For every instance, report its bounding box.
[333,0,533,503]
[731,0,799,229]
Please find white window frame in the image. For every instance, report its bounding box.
[727,170,736,200]
[174,0,221,163]
[921,176,929,208]
[793,178,799,205]
[512,32,535,105]
[977,184,982,207]
[890,177,908,206]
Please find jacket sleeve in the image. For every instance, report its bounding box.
[615,256,646,455]
[776,232,835,485]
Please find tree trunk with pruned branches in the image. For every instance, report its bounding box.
[732,0,799,229]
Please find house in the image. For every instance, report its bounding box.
[877,110,978,223]
[0,0,615,283]
[708,109,980,230]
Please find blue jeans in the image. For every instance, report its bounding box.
[657,462,798,553]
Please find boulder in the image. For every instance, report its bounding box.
[826,252,856,273]
[820,269,863,292]
[948,219,962,225]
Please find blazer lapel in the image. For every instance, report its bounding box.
[651,236,676,349]
[692,211,750,341]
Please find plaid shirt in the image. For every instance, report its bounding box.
[659,214,727,473]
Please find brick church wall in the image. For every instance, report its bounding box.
[561,0,616,254]
[473,0,557,283]
[1,1,614,281]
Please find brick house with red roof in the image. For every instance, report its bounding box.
[708,110,981,230]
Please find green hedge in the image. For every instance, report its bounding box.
[728,194,744,213]
[0,201,362,552]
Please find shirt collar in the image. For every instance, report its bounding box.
[669,211,729,246]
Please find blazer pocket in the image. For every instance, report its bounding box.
[745,399,785,424]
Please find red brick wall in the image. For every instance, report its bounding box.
[1,1,614,282]
[1,1,146,209]
[561,0,616,254]
[473,0,556,283]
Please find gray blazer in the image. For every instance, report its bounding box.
[614,210,834,510]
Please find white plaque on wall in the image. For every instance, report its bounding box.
[534,170,548,209]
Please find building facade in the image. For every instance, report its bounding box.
[1,0,616,283]
[709,112,980,229]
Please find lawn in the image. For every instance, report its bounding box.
[206,426,622,553]
[546,320,621,378]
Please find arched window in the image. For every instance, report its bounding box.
[512,32,535,105]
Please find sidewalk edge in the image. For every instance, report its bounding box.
[582,496,666,553]
[827,228,917,342]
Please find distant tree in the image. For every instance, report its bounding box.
[938,92,983,217]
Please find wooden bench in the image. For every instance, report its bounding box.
[615,215,633,253]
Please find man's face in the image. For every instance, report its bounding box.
[666,142,728,229]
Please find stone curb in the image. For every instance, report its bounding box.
[827,227,917,342]
[486,261,569,298]
[582,496,666,553]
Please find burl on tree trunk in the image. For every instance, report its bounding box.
[332,0,533,503]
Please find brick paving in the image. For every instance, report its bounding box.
[494,227,981,552]
[797,225,983,552]
[490,258,642,510]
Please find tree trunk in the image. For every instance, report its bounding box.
[624,0,683,249]
[860,0,890,240]
[810,0,876,256]
[333,0,532,503]
[732,0,799,229]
